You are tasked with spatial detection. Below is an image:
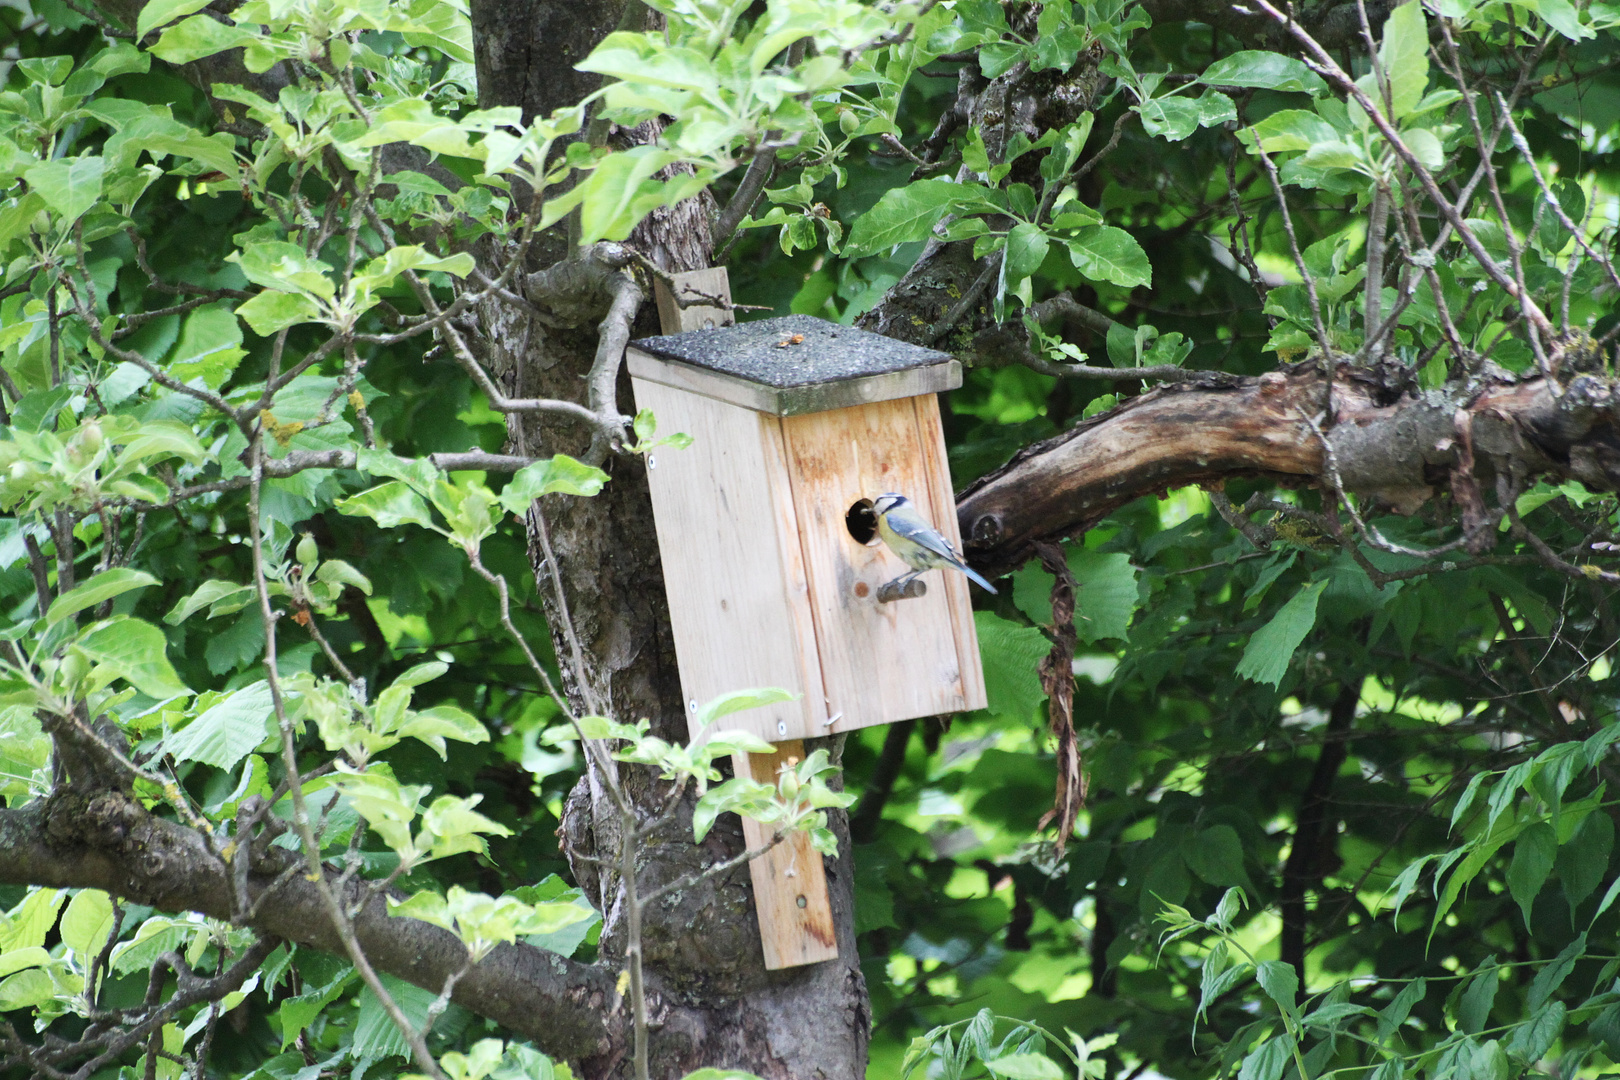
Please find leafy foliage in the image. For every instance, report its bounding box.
[0,0,1618,1078]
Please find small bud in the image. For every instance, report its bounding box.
[59,652,88,688]
[296,533,317,566]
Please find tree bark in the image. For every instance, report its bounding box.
[957,366,1620,577]
[473,3,871,1076]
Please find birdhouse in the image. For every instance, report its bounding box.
[627,313,989,746]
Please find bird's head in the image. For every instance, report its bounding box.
[872,493,909,516]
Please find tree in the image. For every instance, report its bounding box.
[0,0,1617,1078]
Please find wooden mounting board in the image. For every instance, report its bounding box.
[732,741,838,968]
[645,267,837,970]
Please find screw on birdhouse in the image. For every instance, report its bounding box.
[877,578,928,603]
[648,455,657,469]
[689,699,698,713]
[796,895,807,908]
[778,721,787,735]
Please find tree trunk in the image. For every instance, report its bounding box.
[472,4,870,1076]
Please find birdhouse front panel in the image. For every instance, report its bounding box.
[779,394,986,731]
[626,314,989,745]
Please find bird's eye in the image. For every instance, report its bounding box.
[846,499,877,545]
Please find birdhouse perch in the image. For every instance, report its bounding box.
[629,292,988,970]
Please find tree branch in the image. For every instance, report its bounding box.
[956,368,1620,576]
[0,796,621,1061]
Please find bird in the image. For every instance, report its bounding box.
[871,492,998,594]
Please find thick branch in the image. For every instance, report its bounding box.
[0,794,620,1061]
[957,368,1620,575]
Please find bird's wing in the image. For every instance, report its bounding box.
[886,510,964,563]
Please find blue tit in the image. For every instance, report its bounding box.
[871,492,998,594]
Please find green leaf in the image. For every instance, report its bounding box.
[0,890,64,952]
[693,687,798,731]
[75,616,189,699]
[164,580,255,624]
[136,0,215,39]
[1507,1001,1566,1063]
[169,305,246,388]
[1003,222,1050,278]
[235,292,322,336]
[395,705,489,759]
[497,456,610,513]
[350,246,475,307]
[1239,109,1339,153]
[337,481,438,532]
[0,948,49,979]
[844,179,969,256]
[1065,226,1152,288]
[59,889,114,959]
[1298,142,1367,172]
[0,969,56,1012]
[1137,96,1204,141]
[353,974,451,1060]
[1378,1,1429,120]
[1457,961,1499,1033]
[149,14,256,64]
[1201,51,1327,95]
[1236,580,1326,687]
[116,420,207,466]
[1508,821,1557,929]
[974,611,1049,721]
[47,568,158,627]
[1237,1037,1291,1080]
[1531,0,1594,39]
[575,145,700,244]
[985,1054,1065,1079]
[165,681,273,770]
[227,243,336,300]
[1528,932,1586,1011]
[275,967,354,1050]
[1377,978,1426,1040]
[1557,810,1613,912]
[1183,825,1249,887]
[1255,960,1299,1016]
[23,157,104,223]
[1071,549,1139,643]
[87,42,150,79]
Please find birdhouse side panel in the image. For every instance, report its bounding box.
[778,396,978,732]
[629,377,821,743]
[912,393,988,713]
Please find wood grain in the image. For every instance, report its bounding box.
[629,377,818,744]
[731,741,839,969]
[779,397,982,733]
[912,392,988,713]
[653,267,734,334]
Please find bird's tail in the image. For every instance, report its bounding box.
[960,563,998,594]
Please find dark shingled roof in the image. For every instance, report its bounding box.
[630,315,953,389]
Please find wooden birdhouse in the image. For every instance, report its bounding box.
[628,280,988,969]
[629,311,988,742]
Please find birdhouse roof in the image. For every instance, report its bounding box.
[627,315,960,416]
